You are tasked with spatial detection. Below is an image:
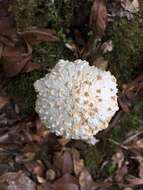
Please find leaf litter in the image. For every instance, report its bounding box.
[0,0,143,190]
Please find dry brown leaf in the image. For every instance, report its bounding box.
[0,14,16,38]
[2,40,32,77]
[54,150,73,174]
[79,179,112,190]
[72,148,84,176]
[53,174,79,190]
[121,0,139,13]
[62,151,73,174]
[2,56,30,77]
[132,155,143,178]
[37,183,54,190]
[0,0,12,17]
[79,169,94,190]
[0,171,36,190]
[0,14,59,77]
[46,169,56,181]
[0,35,15,47]
[90,0,107,36]
[135,139,143,150]
[112,149,128,183]
[19,27,60,45]
[127,177,143,186]
[115,162,128,183]
[127,137,143,151]
[118,97,130,113]
[25,161,44,177]
[93,56,108,70]
[122,73,143,100]
[0,95,9,109]
[101,40,113,54]
[112,149,125,169]
[22,61,41,73]
[58,138,70,146]
[0,43,3,59]
[120,73,143,112]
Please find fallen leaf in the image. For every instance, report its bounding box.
[112,149,128,183]
[135,139,143,150]
[101,40,113,54]
[127,138,143,151]
[115,162,128,182]
[93,56,108,70]
[72,148,84,176]
[37,183,54,190]
[132,155,143,178]
[119,73,143,112]
[22,61,41,73]
[121,0,139,13]
[25,161,44,177]
[2,41,32,77]
[0,171,36,190]
[0,43,3,59]
[58,138,70,146]
[37,176,46,184]
[89,181,112,189]
[118,97,130,113]
[0,14,59,77]
[19,27,60,45]
[90,0,107,36]
[0,95,9,109]
[112,149,125,169]
[127,177,143,186]
[79,169,94,190]
[0,0,11,17]
[0,35,15,47]
[0,14,16,38]
[46,169,56,181]
[54,149,73,174]
[123,73,143,100]
[53,174,79,190]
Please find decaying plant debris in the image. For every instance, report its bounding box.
[0,0,143,189]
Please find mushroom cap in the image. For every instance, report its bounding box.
[34,59,119,144]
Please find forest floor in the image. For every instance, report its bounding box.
[0,0,143,190]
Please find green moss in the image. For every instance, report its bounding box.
[33,42,73,68]
[12,0,90,43]
[110,100,143,142]
[105,16,143,83]
[33,0,90,30]
[105,162,117,175]
[7,42,73,117]
[79,144,104,176]
[7,71,42,117]
[10,0,37,29]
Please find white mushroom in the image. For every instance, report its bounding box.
[34,59,119,144]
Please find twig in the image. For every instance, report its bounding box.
[123,129,143,145]
[108,138,129,150]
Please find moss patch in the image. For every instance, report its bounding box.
[12,0,91,34]
[105,16,143,84]
[10,0,37,29]
[110,100,143,142]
